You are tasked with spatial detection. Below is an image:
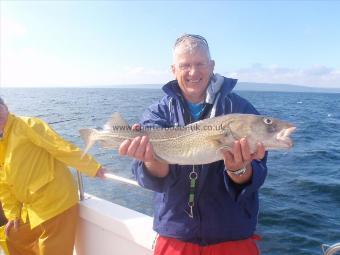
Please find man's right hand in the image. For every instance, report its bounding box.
[5,219,19,237]
[118,124,169,177]
[119,124,155,162]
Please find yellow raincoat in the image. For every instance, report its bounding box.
[0,114,100,228]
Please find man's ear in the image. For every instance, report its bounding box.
[210,60,215,70]
[171,64,176,75]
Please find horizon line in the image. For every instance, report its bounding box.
[1,81,340,90]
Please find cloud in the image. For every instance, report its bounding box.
[122,66,172,84]
[0,46,173,87]
[302,65,333,76]
[1,47,84,87]
[1,17,27,40]
[1,36,339,88]
[225,64,340,88]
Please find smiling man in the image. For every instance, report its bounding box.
[119,34,268,255]
[171,35,215,104]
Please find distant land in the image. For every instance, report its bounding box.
[99,82,340,93]
[236,82,340,93]
[2,82,340,93]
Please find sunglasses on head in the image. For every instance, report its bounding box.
[174,34,209,48]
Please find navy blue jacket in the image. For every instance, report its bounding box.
[132,76,268,245]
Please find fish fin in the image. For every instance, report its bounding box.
[79,128,98,158]
[208,133,234,152]
[217,145,232,152]
[208,134,226,144]
[104,112,130,131]
[153,154,169,164]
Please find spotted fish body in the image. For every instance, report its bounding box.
[79,113,295,165]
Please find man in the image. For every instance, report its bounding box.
[119,34,267,255]
[0,97,106,255]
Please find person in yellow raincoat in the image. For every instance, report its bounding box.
[0,97,106,255]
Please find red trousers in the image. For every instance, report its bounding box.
[154,235,261,255]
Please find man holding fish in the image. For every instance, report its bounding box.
[117,34,295,255]
[80,34,295,255]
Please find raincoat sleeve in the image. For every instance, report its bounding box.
[131,101,175,192]
[223,156,268,202]
[132,160,172,193]
[22,117,101,177]
[0,182,22,221]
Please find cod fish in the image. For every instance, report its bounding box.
[79,113,295,165]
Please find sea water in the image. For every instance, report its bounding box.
[1,87,340,255]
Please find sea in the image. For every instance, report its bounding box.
[1,87,340,255]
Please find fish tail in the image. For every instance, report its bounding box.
[79,128,98,158]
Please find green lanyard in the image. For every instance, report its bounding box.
[186,165,198,218]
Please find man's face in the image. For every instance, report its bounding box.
[0,104,9,131]
[172,46,215,103]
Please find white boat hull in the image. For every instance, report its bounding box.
[74,194,156,255]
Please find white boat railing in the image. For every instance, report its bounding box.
[104,173,139,186]
[77,171,138,201]
[77,171,85,201]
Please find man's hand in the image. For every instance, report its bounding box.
[5,219,19,237]
[119,124,169,177]
[95,166,108,179]
[222,138,265,171]
[221,138,265,183]
[119,124,155,162]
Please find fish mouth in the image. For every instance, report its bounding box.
[276,127,296,148]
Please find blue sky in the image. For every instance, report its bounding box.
[1,1,340,88]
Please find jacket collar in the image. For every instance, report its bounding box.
[162,74,238,102]
[162,80,182,99]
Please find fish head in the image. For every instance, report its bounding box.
[226,114,296,152]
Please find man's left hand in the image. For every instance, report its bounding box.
[220,138,265,184]
[222,138,265,171]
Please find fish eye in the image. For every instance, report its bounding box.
[263,118,273,125]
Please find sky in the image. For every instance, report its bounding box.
[1,0,340,88]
